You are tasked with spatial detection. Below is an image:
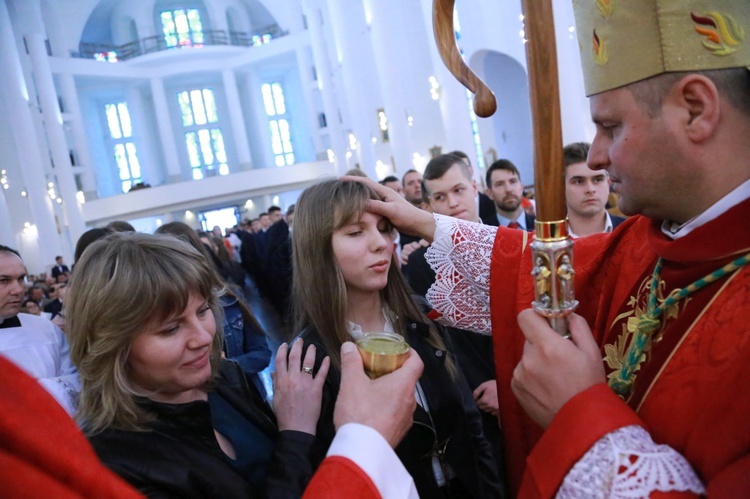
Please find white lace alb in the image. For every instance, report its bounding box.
[556,425,705,498]
[425,214,497,334]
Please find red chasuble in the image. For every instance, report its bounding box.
[489,198,750,498]
[0,355,382,498]
[303,456,382,499]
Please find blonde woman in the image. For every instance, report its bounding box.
[66,232,329,497]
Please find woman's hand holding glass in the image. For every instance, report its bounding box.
[273,341,330,435]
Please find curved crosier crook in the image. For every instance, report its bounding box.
[432,0,497,118]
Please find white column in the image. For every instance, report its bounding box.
[127,85,163,186]
[0,0,63,262]
[294,47,324,155]
[26,34,87,241]
[222,69,253,170]
[366,0,416,173]
[302,0,347,173]
[149,78,183,182]
[0,188,14,246]
[262,194,272,211]
[58,72,98,199]
[326,0,379,176]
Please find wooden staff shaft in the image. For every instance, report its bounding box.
[521,0,566,222]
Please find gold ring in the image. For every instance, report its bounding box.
[301,366,314,375]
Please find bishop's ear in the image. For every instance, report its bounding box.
[675,74,720,143]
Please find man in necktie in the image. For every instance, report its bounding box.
[0,245,79,414]
[484,159,535,230]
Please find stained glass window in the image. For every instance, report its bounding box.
[161,9,204,49]
[178,88,228,179]
[105,102,142,193]
[261,82,295,167]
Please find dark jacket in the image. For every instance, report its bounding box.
[297,318,504,499]
[89,361,314,499]
[265,219,293,316]
[479,193,497,226]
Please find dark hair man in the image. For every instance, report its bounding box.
[268,205,283,224]
[563,142,625,237]
[51,255,69,281]
[402,169,423,207]
[484,159,534,230]
[379,175,404,197]
[447,150,498,224]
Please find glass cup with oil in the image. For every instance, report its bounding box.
[356,332,410,379]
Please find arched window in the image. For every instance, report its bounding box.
[160,8,204,48]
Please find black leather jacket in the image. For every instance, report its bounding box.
[298,317,504,499]
[89,361,314,498]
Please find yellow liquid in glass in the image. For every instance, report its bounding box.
[356,333,409,379]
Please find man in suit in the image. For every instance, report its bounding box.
[563,142,625,237]
[50,256,69,282]
[402,169,424,208]
[43,283,65,320]
[448,150,498,225]
[484,159,535,230]
[266,205,295,318]
[401,154,507,485]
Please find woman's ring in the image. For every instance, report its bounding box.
[301,366,314,375]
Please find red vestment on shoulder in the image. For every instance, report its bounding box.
[0,355,382,498]
[490,198,750,498]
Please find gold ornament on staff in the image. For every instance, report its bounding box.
[432,0,577,336]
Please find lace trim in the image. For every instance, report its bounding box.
[425,214,497,334]
[556,425,705,498]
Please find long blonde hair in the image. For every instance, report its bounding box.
[292,179,454,375]
[67,232,224,434]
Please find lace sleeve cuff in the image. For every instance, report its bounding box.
[425,214,497,334]
[556,425,705,498]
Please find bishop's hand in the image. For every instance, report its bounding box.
[511,311,605,428]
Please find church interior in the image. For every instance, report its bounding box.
[0,0,593,274]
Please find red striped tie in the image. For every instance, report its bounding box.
[508,221,520,229]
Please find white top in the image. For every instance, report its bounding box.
[0,313,80,415]
[663,177,750,238]
[569,212,616,239]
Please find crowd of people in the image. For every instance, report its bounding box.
[2,0,749,496]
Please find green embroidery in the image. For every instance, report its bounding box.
[608,251,750,398]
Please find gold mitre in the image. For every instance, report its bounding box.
[573,0,750,95]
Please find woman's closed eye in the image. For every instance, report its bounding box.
[159,324,180,336]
